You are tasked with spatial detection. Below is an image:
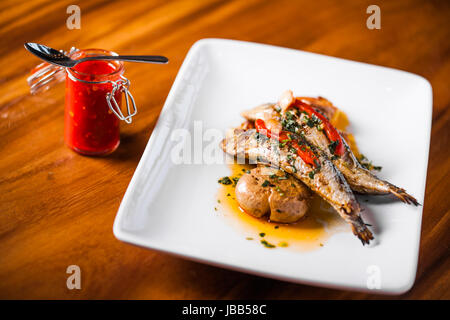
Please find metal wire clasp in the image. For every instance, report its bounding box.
[106,76,137,124]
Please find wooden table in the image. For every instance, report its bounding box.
[0,0,448,299]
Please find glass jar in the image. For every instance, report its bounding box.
[64,49,124,155]
[26,47,138,156]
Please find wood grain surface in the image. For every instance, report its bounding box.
[0,0,449,299]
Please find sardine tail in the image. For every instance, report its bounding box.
[350,217,374,245]
[390,186,420,206]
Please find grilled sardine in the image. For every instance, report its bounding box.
[221,129,374,244]
[241,96,419,205]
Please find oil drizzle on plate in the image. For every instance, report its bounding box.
[216,163,349,251]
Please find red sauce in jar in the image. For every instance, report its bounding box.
[64,50,123,155]
[74,60,116,75]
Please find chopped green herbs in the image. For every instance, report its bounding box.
[218,176,232,185]
[218,175,241,187]
[285,111,295,120]
[281,117,300,133]
[262,180,270,187]
[328,140,339,154]
[305,116,315,128]
[358,154,382,171]
[260,240,276,248]
[259,232,266,237]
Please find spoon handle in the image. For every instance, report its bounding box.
[78,55,169,64]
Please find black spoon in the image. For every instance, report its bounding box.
[24,42,168,68]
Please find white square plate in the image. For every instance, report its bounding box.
[113,39,432,294]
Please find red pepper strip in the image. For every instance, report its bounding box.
[254,119,319,167]
[292,99,345,156]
